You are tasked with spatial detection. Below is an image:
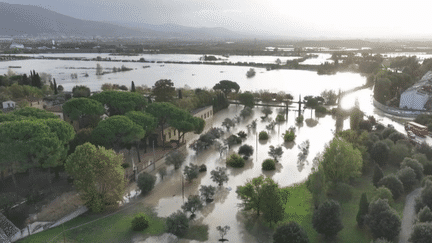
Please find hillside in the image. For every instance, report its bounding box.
[0,2,164,37]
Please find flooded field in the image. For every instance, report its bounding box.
[134,103,345,242]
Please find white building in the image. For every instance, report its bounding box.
[399,71,432,110]
[2,100,15,109]
[9,43,24,49]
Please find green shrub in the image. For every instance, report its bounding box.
[227,134,242,147]
[227,153,245,168]
[296,115,304,123]
[276,114,285,122]
[401,158,424,181]
[389,143,410,166]
[388,132,406,143]
[372,187,394,205]
[377,175,404,199]
[422,175,432,187]
[315,106,327,114]
[259,131,269,140]
[418,206,432,223]
[273,221,310,243]
[137,172,156,195]
[371,141,390,166]
[237,131,247,138]
[397,167,418,192]
[356,193,369,227]
[283,129,296,142]
[262,159,276,171]
[312,200,343,238]
[382,127,397,139]
[408,222,432,243]
[131,213,150,231]
[166,210,189,237]
[365,199,401,241]
[238,144,254,160]
[328,182,353,203]
[413,153,432,176]
[373,164,384,188]
[382,138,394,150]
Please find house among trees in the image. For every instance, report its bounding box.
[1,100,16,112]
[399,71,432,110]
[27,97,44,109]
[157,106,213,147]
[192,105,213,121]
[44,105,64,120]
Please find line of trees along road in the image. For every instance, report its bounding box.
[0,78,230,216]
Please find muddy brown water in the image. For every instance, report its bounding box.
[125,104,344,242]
[119,87,411,242]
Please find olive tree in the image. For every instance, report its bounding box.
[183,164,199,183]
[210,167,229,186]
[199,185,216,202]
[181,194,203,217]
[268,145,284,162]
[165,150,186,170]
[166,210,189,237]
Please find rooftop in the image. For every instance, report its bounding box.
[45,105,63,113]
[191,105,212,115]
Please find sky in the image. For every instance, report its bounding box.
[1,0,432,39]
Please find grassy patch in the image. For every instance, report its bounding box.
[18,203,165,243]
[183,224,209,242]
[282,166,407,243]
[282,183,319,242]
[337,176,374,243]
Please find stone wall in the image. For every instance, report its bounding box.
[0,213,19,242]
[374,99,432,118]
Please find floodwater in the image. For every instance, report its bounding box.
[137,87,418,242]
[137,103,339,242]
[0,53,418,242]
[0,54,365,96]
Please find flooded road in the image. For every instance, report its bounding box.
[136,103,344,242]
[135,87,418,242]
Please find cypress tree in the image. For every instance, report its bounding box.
[54,78,58,95]
[356,192,369,227]
[131,81,136,92]
[373,164,384,187]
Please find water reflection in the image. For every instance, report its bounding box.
[227,159,255,177]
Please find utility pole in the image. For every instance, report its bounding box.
[256,131,258,162]
[182,175,185,203]
[298,94,302,117]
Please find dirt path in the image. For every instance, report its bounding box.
[399,187,421,243]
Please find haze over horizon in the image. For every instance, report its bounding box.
[1,0,432,40]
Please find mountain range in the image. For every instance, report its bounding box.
[0,2,257,40]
